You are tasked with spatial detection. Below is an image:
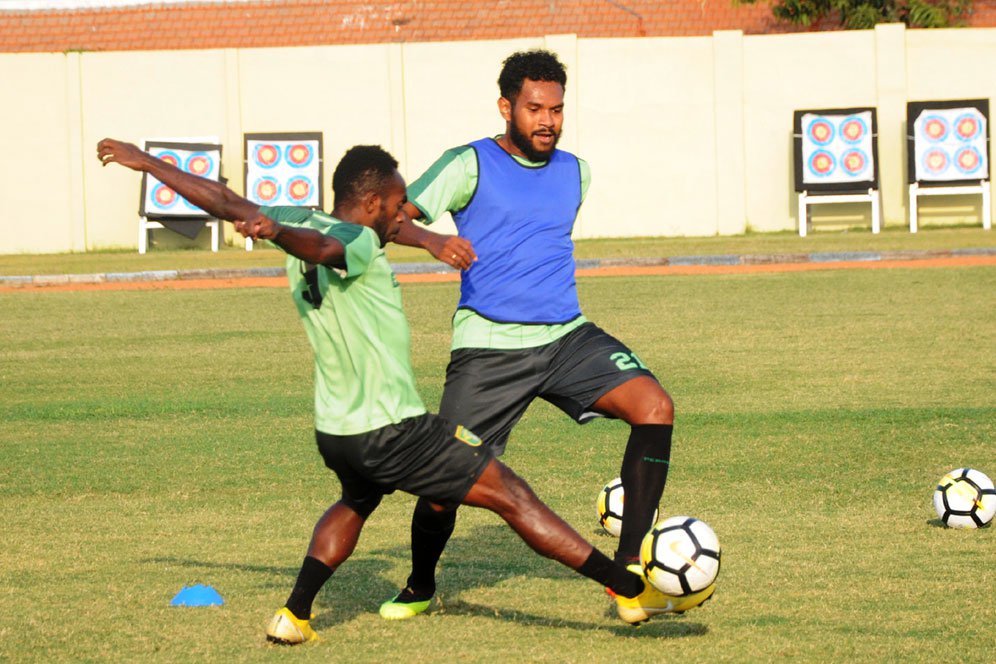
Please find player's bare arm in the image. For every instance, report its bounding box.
[96,138,258,222]
[394,202,476,270]
[234,215,346,270]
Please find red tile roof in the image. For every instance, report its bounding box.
[0,1,993,53]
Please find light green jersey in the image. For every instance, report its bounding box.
[407,141,591,351]
[261,206,426,435]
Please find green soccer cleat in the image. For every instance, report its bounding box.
[265,607,320,645]
[379,588,433,620]
[615,564,715,625]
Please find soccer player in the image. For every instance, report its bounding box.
[383,49,698,623]
[97,138,688,643]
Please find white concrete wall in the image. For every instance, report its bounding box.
[1,25,994,254]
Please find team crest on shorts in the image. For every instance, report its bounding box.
[454,425,483,447]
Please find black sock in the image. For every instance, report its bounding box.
[403,498,456,599]
[285,556,334,620]
[577,549,644,598]
[616,424,673,562]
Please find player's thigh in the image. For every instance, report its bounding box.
[540,322,659,422]
[439,348,545,452]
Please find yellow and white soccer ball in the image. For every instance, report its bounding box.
[596,477,657,537]
[640,516,721,597]
[933,468,996,529]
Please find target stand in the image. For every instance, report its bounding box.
[909,181,990,233]
[797,188,881,237]
[906,100,991,233]
[137,138,225,253]
[139,216,221,254]
[793,107,880,237]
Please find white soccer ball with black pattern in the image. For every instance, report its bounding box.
[933,468,996,529]
[596,477,657,537]
[640,516,721,596]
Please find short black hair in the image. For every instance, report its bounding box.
[332,145,399,207]
[498,49,567,101]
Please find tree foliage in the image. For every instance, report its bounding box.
[737,0,973,29]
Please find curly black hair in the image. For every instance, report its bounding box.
[332,145,399,207]
[498,49,567,101]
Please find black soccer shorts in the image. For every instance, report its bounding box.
[438,322,658,455]
[315,414,493,510]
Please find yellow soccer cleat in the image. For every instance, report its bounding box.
[265,607,320,645]
[615,565,715,624]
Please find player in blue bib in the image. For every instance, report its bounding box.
[385,50,692,623]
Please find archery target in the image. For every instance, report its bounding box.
[141,142,222,219]
[798,110,876,187]
[245,133,322,208]
[912,105,988,182]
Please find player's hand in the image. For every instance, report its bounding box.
[234,215,279,241]
[96,138,151,171]
[428,234,476,271]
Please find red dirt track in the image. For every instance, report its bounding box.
[1,254,993,293]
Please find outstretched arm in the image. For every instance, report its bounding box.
[97,138,258,222]
[394,202,476,271]
[234,215,345,269]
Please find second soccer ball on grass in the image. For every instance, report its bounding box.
[596,477,657,537]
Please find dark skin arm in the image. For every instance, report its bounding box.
[97,138,345,269]
[393,201,476,271]
[235,215,345,269]
[96,138,258,222]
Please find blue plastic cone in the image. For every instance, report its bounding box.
[170,584,225,607]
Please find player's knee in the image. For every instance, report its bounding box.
[341,491,382,520]
[627,390,674,425]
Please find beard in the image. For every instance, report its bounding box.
[508,117,560,163]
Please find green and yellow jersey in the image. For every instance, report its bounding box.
[261,206,426,435]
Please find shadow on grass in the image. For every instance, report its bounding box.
[436,598,709,639]
[144,524,711,635]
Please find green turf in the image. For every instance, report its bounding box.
[1,257,993,662]
[0,226,993,276]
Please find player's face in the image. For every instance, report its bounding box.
[373,171,408,245]
[502,79,564,162]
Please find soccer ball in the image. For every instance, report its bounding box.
[596,477,657,537]
[640,516,721,596]
[933,468,996,529]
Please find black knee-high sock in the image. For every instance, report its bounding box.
[577,548,645,598]
[285,556,334,620]
[404,497,457,597]
[616,424,673,562]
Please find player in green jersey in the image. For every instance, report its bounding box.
[97,138,685,644]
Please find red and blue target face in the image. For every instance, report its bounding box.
[922,149,949,175]
[285,144,314,168]
[841,149,868,177]
[152,183,177,209]
[253,176,282,203]
[922,115,949,142]
[185,152,214,177]
[840,116,868,144]
[287,176,313,203]
[800,111,875,185]
[913,106,988,181]
[253,144,281,168]
[245,137,321,207]
[808,150,835,177]
[955,146,982,175]
[807,119,834,146]
[954,114,981,141]
[144,145,221,216]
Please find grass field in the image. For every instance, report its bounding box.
[1,226,994,276]
[1,243,994,662]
